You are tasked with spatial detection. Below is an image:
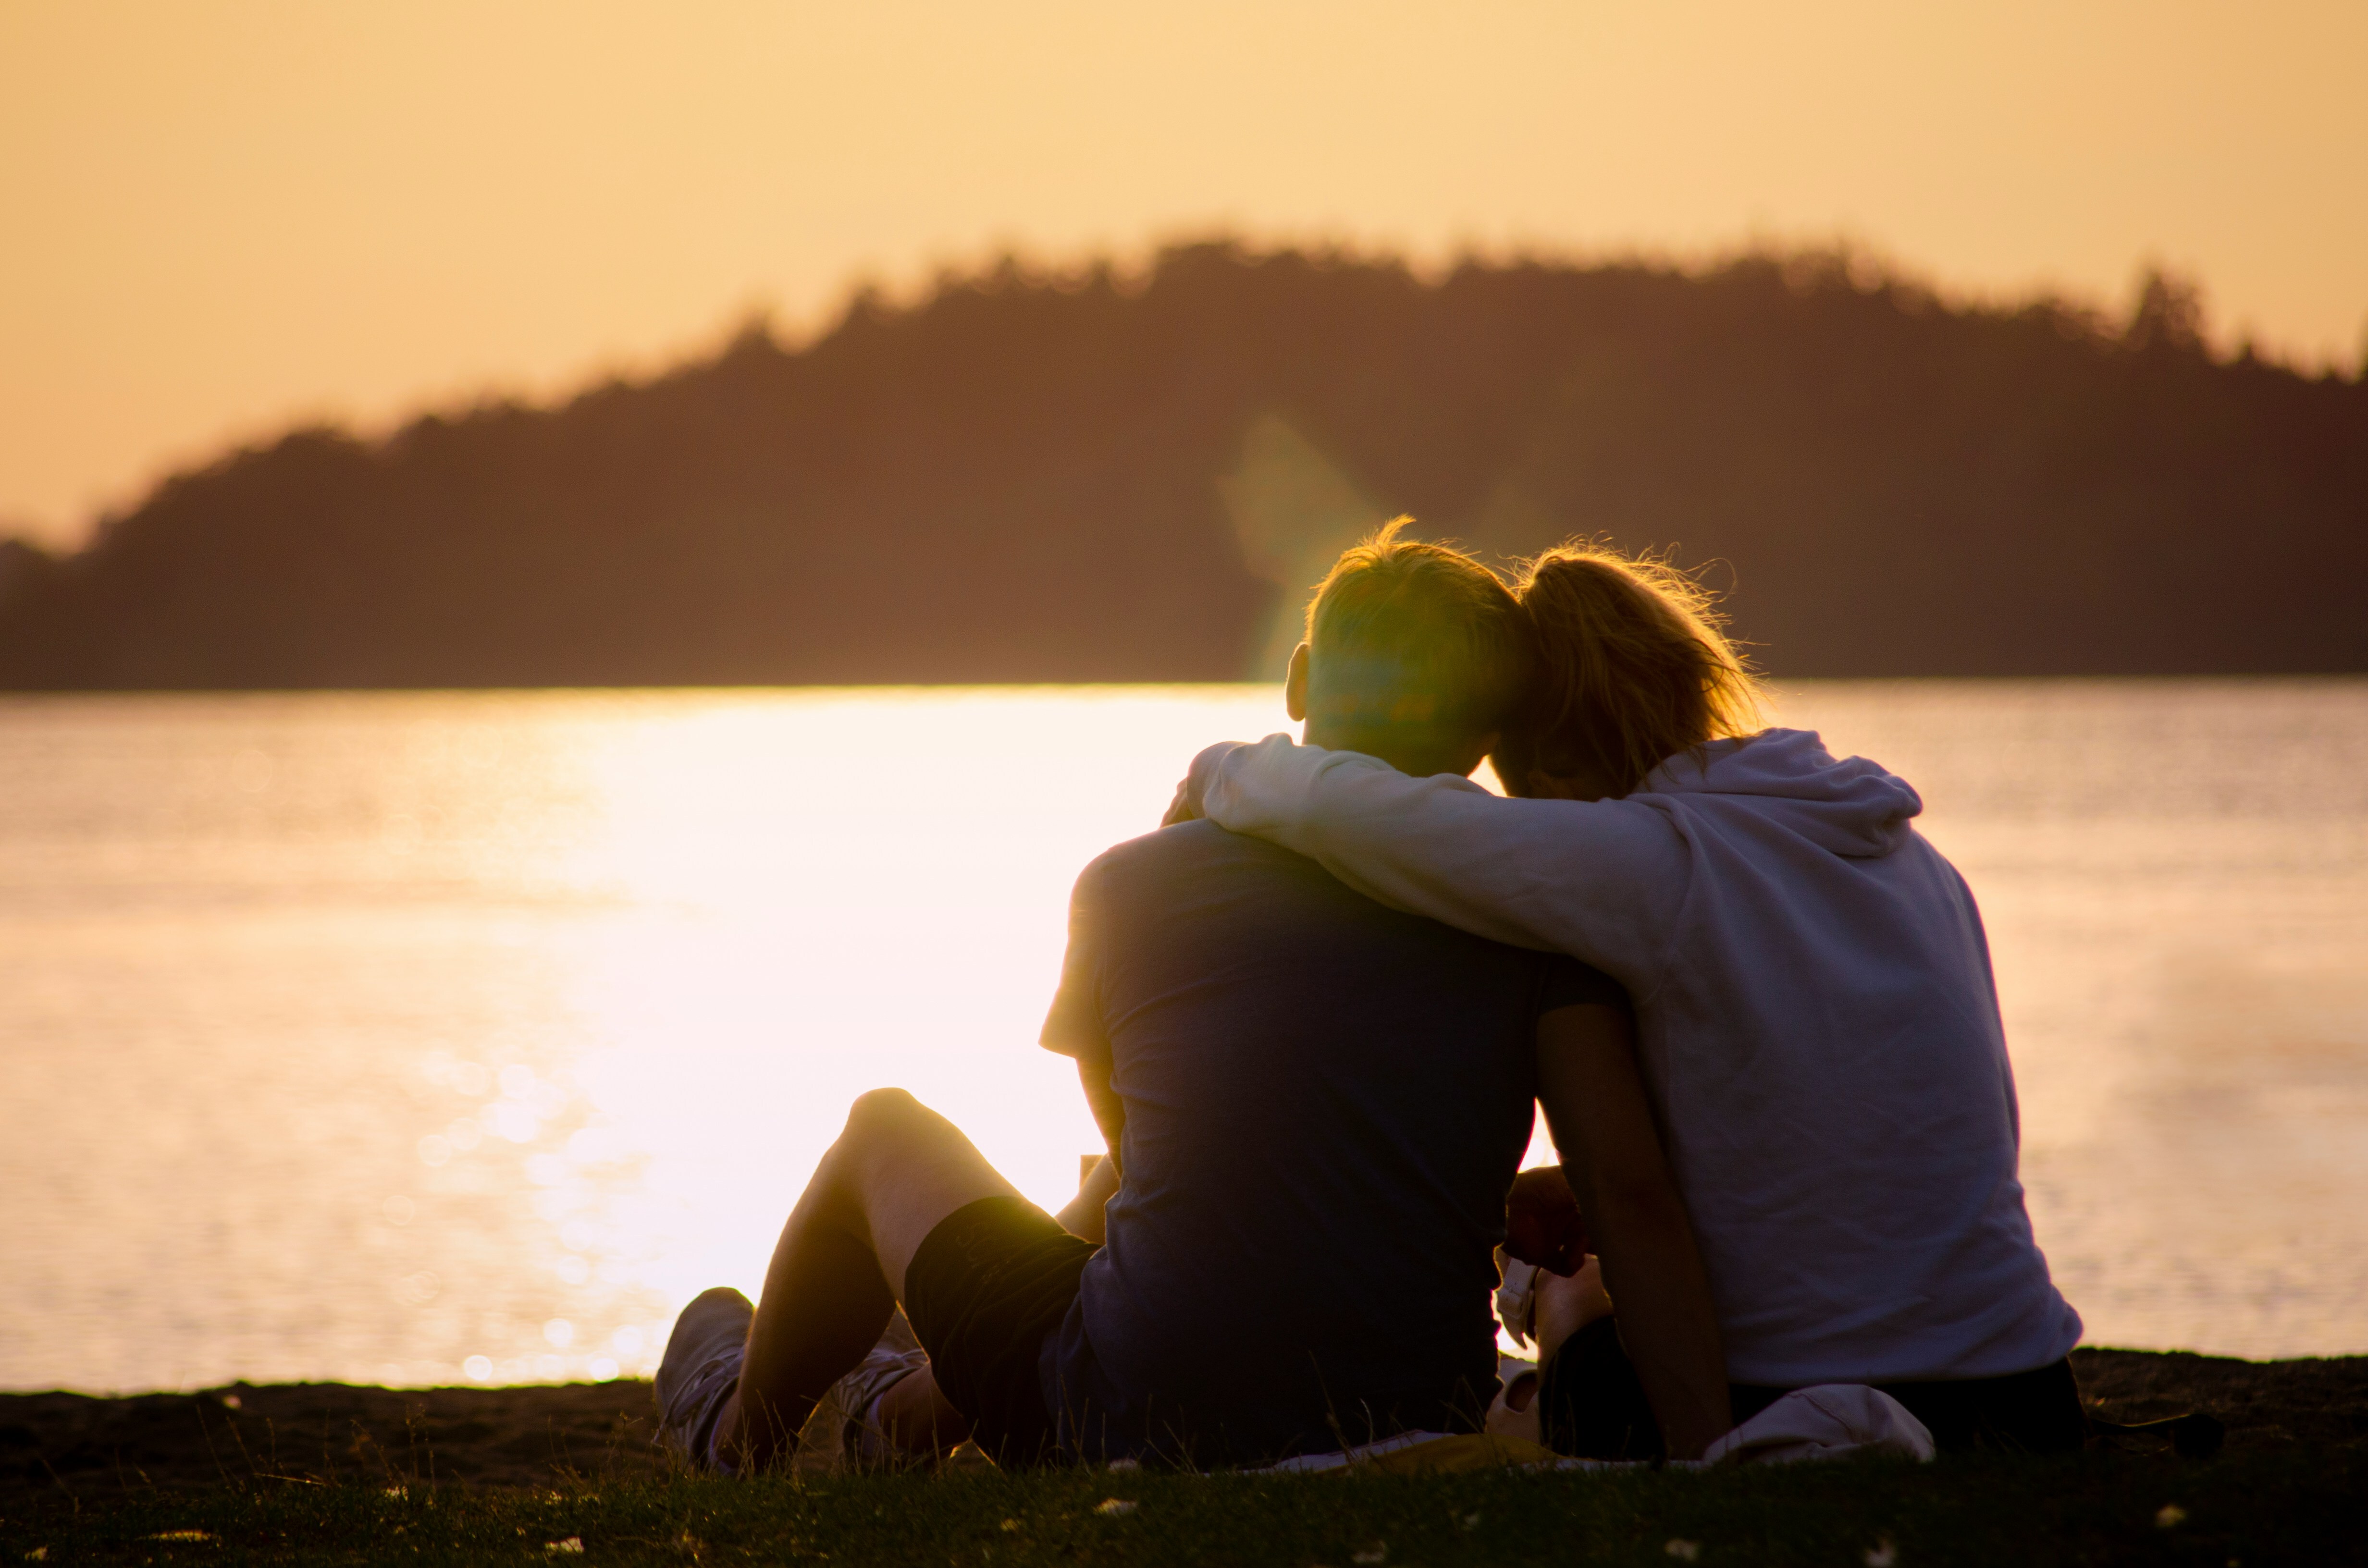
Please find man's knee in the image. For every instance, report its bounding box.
[826,1088,998,1199]
[844,1086,928,1138]
[832,1087,955,1169]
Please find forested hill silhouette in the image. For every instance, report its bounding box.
[2,243,2363,688]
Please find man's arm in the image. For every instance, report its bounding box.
[1075,1049,1124,1176]
[1041,855,1123,1188]
[1534,1003,1732,1459]
[1049,1052,1124,1244]
[1054,1152,1121,1243]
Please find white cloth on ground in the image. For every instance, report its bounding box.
[1695,1384,1936,1466]
[1263,1383,1933,1472]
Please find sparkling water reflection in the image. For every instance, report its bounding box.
[0,682,2362,1392]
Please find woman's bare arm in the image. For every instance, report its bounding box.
[1534,1003,1732,1459]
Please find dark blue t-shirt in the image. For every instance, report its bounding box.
[1037,819,1624,1464]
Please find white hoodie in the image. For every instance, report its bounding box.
[1201,727,2080,1386]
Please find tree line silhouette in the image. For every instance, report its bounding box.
[1,242,2361,688]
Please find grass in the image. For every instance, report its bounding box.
[3,1447,2362,1568]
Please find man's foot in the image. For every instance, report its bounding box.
[654,1286,755,1473]
[811,1308,931,1467]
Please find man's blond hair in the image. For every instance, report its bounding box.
[1300,519,1529,758]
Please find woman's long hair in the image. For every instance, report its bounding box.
[1505,542,1764,797]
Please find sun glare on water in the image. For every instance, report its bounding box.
[390,686,1296,1384]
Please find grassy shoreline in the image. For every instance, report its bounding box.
[4,1349,2362,1564]
[5,1452,2364,1567]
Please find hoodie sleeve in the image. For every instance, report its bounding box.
[1199,735,1690,990]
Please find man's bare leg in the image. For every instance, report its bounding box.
[715,1088,1024,1471]
[812,1152,1118,1464]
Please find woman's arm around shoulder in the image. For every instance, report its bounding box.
[1195,735,1688,973]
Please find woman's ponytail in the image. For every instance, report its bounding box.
[1510,543,1763,797]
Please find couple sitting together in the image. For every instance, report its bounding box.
[655,523,2085,1471]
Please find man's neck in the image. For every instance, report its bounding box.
[1303,723,1476,781]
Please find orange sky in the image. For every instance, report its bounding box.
[3,0,2362,549]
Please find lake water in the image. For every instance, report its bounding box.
[2,682,2365,1394]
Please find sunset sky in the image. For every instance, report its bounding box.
[3,0,2362,549]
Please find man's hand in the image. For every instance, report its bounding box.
[1159,742,1246,827]
[1505,1164,1590,1276]
[1160,774,1199,826]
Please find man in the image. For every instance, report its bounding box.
[655,522,1729,1469]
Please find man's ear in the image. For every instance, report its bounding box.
[1284,642,1310,723]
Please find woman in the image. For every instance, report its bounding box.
[1178,540,2086,1454]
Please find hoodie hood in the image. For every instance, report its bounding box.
[1643,728,1923,858]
